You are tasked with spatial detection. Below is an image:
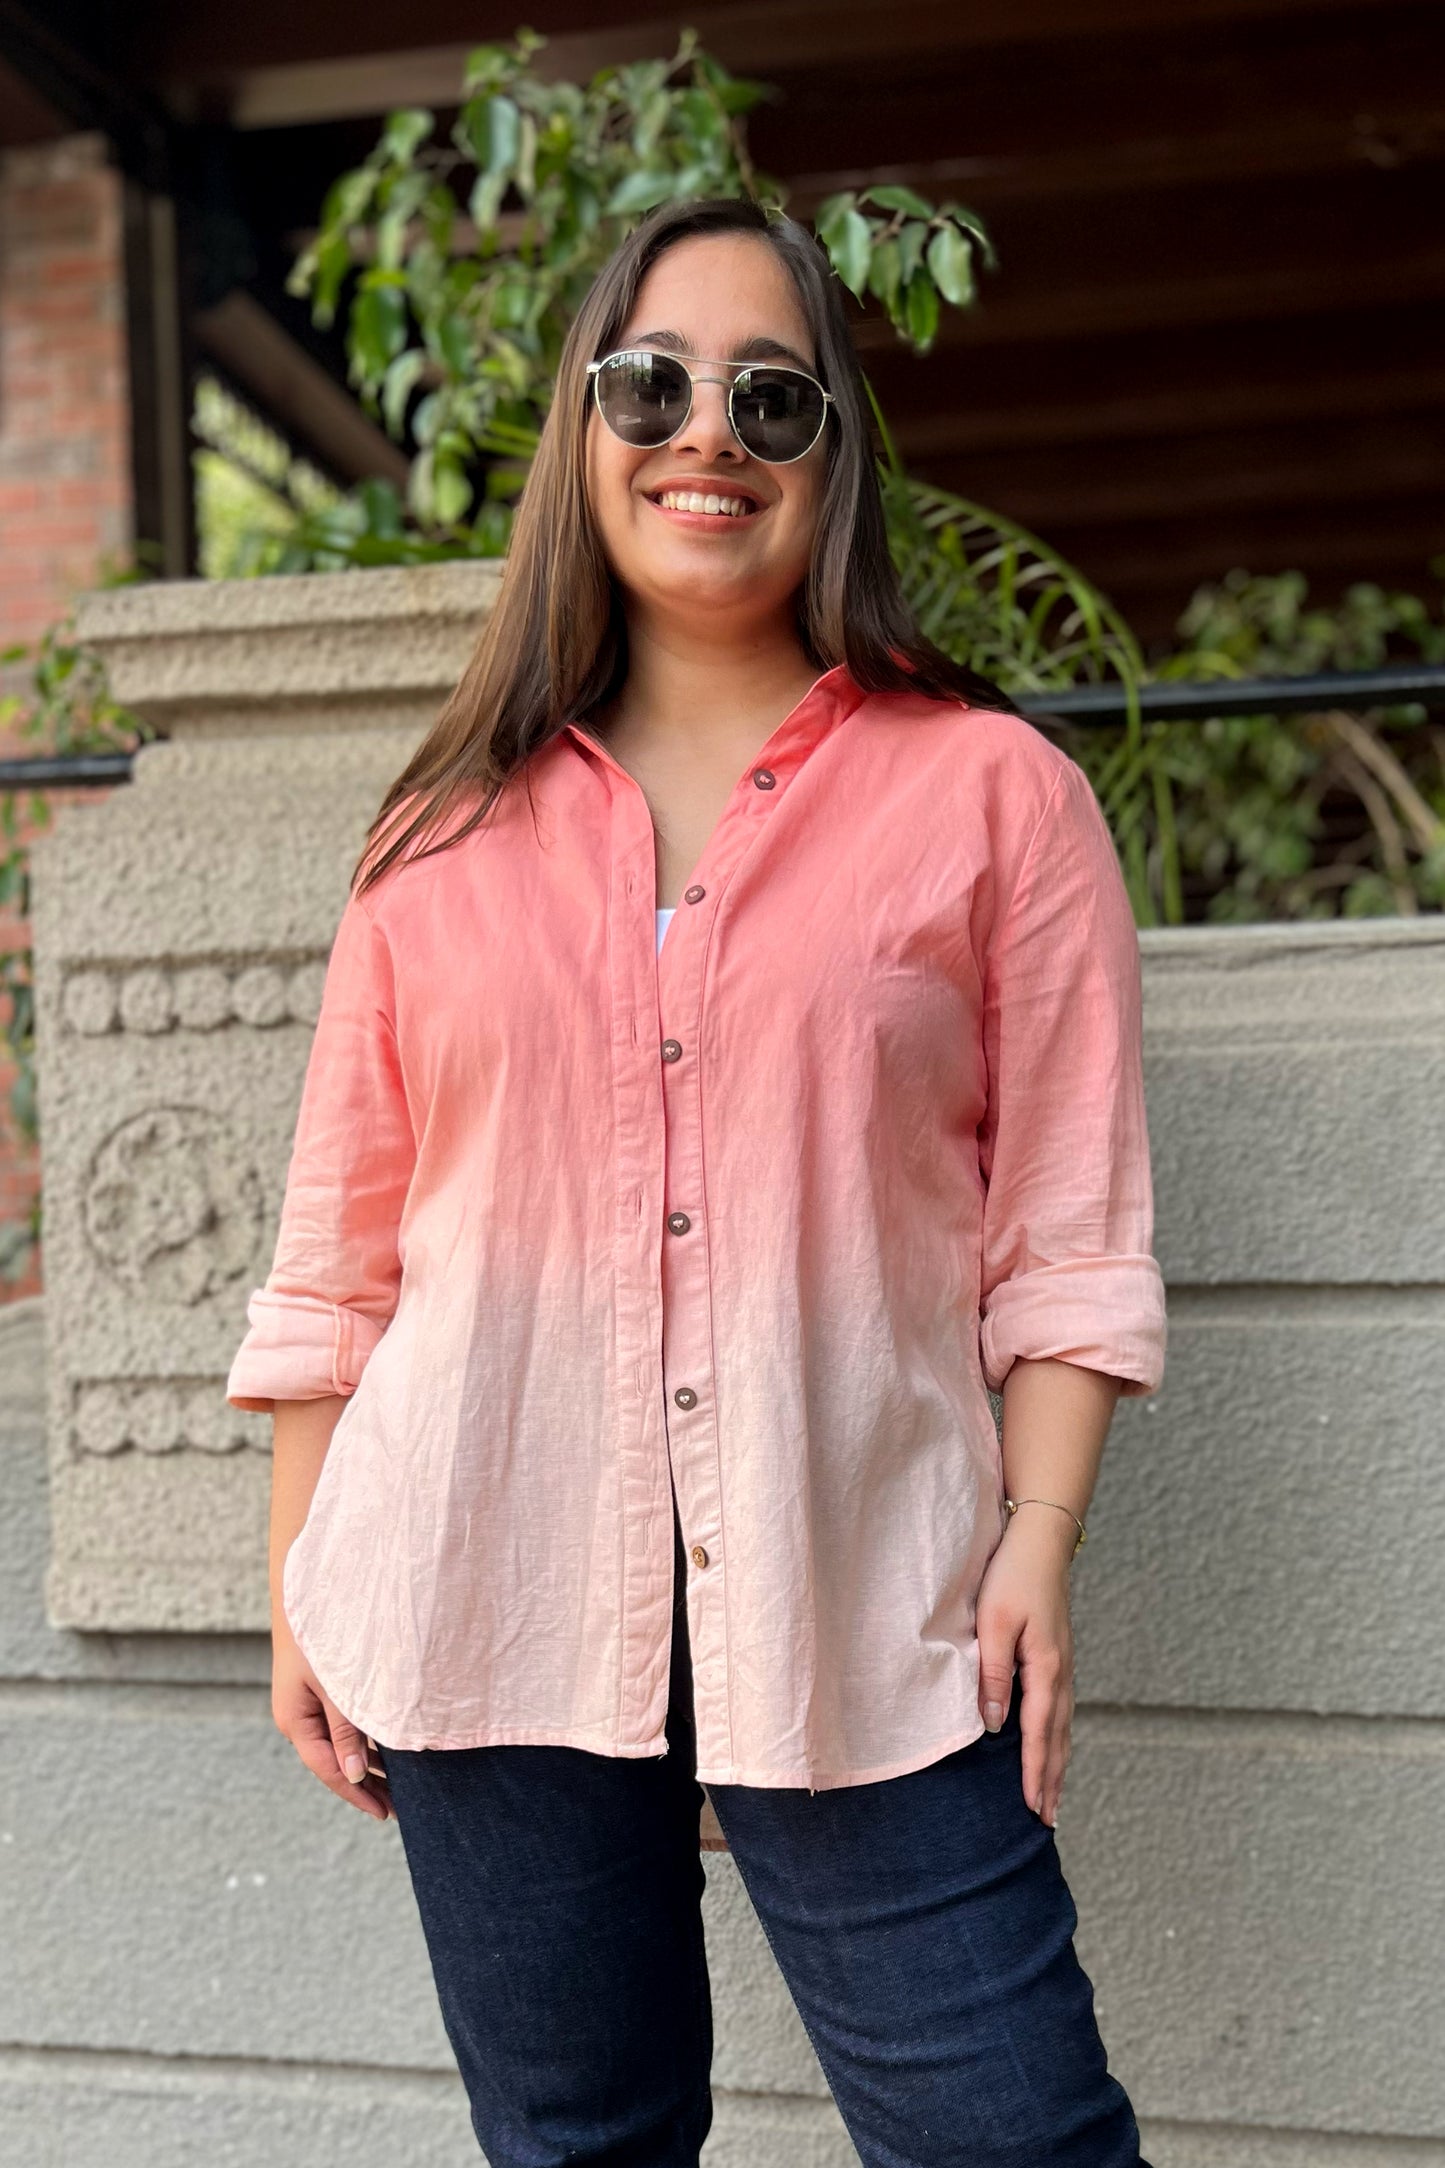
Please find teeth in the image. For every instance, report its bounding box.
[655,490,753,517]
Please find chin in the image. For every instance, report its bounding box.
[640,558,771,614]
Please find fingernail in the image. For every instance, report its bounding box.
[344,1753,366,1783]
[984,1702,1003,1731]
[1033,1792,1045,1817]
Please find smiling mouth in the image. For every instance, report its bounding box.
[647,488,761,519]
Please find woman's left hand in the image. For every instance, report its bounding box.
[975,1507,1078,1828]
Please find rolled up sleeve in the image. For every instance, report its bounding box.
[226,887,416,1413]
[976,755,1166,1399]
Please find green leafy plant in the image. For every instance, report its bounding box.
[1150,567,1445,919]
[0,617,153,1278]
[229,25,1445,930]
[288,27,778,535]
[279,31,1017,548]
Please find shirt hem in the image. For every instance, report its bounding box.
[356,1712,990,1786]
[693,1713,989,1791]
[372,1722,676,1756]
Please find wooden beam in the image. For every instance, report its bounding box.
[192,289,410,489]
[782,114,1445,215]
[851,247,1445,350]
[122,178,196,578]
[1056,504,1445,598]
[0,0,174,187]
[930,414,1445,531]
[886,360,1445,459]
[185,0,1377,130]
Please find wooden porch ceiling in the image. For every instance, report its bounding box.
[2,0,1440,648]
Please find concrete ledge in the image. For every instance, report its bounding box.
[71,563,503,731]
[3,1685,1442,2139]
[6,2046,1442,2168]
[1074,1293,1445,1717]
[0,2051,859,2168]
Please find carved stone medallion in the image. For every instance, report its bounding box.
[82,1105,264,1303]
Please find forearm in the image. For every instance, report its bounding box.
[269,1395,347,1638]
[997,1355,1122,1567]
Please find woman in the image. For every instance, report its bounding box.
[228,196,1166,2167]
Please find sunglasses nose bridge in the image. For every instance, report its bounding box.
[667,367,743,455]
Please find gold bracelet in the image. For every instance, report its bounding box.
[1003,1496,1087,1557]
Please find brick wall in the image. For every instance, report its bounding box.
[0,132,133,1301]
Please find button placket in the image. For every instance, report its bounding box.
[611,803,676,1748]
[641,681,859,1769]
[656,861,734,1769]
[565,688,861,1762]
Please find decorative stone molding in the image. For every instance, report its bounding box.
[59,955,328,1036]
[81,1105,264,1303]
[73,557,502,738]
[36,562,502,1634]
[71,1375,270,1456]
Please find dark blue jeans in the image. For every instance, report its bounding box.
[376,1506,1148,2167]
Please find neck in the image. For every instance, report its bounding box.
[597,607,823,754]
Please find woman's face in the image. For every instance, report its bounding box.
[584,232,829,640]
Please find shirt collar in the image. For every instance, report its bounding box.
[561,661,868,782]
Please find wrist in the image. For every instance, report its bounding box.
[1001,1496,1085,1568]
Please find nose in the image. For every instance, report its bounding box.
[670,372,744,463]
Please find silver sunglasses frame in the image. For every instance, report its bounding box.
[586,348,834,466]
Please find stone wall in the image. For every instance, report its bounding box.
[4,562,1442,2165]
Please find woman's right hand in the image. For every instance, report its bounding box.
[267,1395,391,1819]
[272,1627,392,1821]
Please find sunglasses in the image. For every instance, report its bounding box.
[586,348,834,466]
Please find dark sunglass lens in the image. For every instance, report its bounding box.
[594,352,690,446]
[731,369,826,461]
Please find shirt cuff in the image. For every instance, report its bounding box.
[979,1254,1167,1399]
[225,1289,387,1412]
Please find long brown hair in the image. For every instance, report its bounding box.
[352,195,1021,899]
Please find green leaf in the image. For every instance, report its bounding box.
[831,208,873,299]
[904,270,940,351]
[351,284,409,376]
[466,92,522,175]
[379,108,434,165]
[357,477,405,536]
[319,168,377,234]
[516,112,539,198]
[896,220,928,284]
[866,236,902,314]
[604,167,682,215]
[812,191,856,247]
[862,183,934,219]
[432,454,473,525]
[469,168,509,233]
[437,314,473,376]
[926,223,974,309]
[938,202,998,271]
[381,349,426,436]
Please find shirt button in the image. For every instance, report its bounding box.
[661,1038,683,1062]
[684,883,706,903]
[690,1545,710,1568]
[752,767,776,790]
[667,1211,691,1235]
[673,1385,698,1409]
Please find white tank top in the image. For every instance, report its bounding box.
[656,907,675,953]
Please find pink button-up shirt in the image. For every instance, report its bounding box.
[226,664,1166,1788]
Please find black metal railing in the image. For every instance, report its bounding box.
[3,667,1444,790]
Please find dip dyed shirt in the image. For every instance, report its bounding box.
[226,664,1166,1787]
